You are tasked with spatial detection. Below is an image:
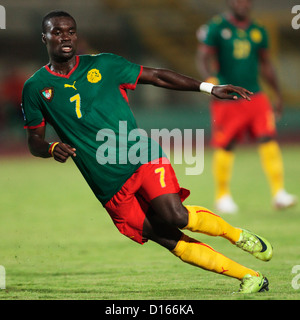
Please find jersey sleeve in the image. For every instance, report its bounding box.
[107,54,143,90]
[259,26,269,50]
[198,17,221,48]
[22,79,45,129]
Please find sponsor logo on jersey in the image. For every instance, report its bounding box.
[87,69,102,83]
[40,87,54,101]
[64,81,77,90]
[237,28,247,38]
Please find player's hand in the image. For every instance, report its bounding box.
[212,85,253,101]
[52,142,76,163]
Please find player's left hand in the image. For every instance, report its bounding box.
[52,142,76,163]
[212,85,253,101]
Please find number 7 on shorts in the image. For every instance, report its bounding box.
[155,167,166,188]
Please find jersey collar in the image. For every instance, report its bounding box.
[226,13,251,29]
[45,55,80,79]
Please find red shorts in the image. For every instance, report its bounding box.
[210,92,276,148]
[104,158,190,244]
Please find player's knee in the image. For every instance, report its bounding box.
[169,204,189,229]
[150,194,189,228]
[224,139,236,151]
[156,202,188,228]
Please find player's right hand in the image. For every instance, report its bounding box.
[52,142,76,163]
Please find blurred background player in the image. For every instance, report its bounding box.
[196,0,297,214]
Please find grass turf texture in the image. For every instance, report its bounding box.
[0,145,299,300]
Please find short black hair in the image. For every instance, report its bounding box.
[42,10,76,33]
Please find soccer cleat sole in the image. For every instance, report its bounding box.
[258,277,269,292]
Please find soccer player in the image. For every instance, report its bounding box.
[22,10,273,293]
[196,0,297,213]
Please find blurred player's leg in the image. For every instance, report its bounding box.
[258,140,284,196]
[213,148,238,214]
[258,140,297,209]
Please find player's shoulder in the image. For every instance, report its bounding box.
[79,52,124,63]
[23,66,46,92]
[252,18,266,29]
[196,14,226,42]
[207,14,227,28]
[80,53,133,70]
[251,19,268,32]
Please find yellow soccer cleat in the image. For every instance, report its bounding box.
[235,229,273,261]
[238,272,269,293]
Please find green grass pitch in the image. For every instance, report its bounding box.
[0,145,299,300]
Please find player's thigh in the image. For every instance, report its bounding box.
[143,209,183,251]
[139,158,181,200]
[210,99,247,148]
[139,158,189,228]
[150,193,188,229]
[105,192,147,244]
[250,93,276,139]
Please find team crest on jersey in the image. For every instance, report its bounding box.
[40,87,54,101]
[87,69,102,83]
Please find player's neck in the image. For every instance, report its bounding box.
[227,13,251,29]
[48,56,77,76]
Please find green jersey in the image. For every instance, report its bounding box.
[22,53,163,205]
[198,14,269,93]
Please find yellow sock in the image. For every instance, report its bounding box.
[258,140,284,196]
[183,205,241,244]
[172,234,258,280]
[213,149,234,200]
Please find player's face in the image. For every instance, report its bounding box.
[42,16,77,62]
[228,0,252,20]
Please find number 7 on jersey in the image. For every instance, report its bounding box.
[70,93,82,119]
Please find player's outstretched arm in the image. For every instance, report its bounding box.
[138,67,201,91]
[138,67,252,100]
[212,85,253,101]
[27,127,76,163]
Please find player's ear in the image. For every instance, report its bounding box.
[42,33,47,44]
